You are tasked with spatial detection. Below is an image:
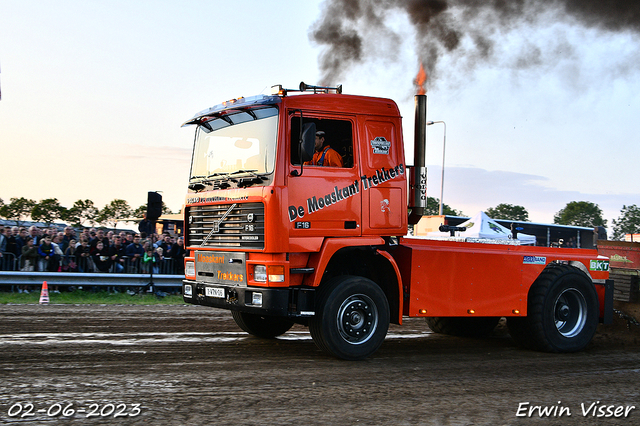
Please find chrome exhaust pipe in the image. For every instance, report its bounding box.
[408,95,427,225]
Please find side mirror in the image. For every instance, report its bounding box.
[300,122,316,163]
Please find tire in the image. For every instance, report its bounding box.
[309,276,390,360]
[508,263,599,352]
[426,317,500,337]
[231,311,294,339]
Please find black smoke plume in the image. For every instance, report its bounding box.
[310,0,640,87]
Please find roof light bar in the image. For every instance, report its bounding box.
[271,85,285,96]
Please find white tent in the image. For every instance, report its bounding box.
[426,211,536,245]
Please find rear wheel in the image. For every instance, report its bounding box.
[309,276,390,360]
[508,263,599,352]
[426,317,500,337]
[231,311,294,338]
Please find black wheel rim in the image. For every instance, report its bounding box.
[337,294,378,345]
[554,287,587,338]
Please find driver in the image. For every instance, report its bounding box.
[305,131,343,167]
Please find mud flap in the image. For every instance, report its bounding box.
[600,279,614,325]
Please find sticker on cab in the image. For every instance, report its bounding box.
[523,256,546,265]
[370,136,391,154]
[590,260,610,271]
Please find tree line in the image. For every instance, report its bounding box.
[3,196,639,240]
[0,197,172,229]
[425,197,639,241]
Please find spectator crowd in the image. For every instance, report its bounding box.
[0,225,186,293]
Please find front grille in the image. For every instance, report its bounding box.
[188,202,265,249]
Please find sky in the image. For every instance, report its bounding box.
[1,0,639,230]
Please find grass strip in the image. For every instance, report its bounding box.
[0,289,185,305]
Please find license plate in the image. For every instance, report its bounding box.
[205,287,225,298]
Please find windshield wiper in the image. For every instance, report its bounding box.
[227,169,259,177]
[189,170,270,190]
[188,182,206,192]
[188,172,229,191]
[188,175,208,191]
[232,170,271,188]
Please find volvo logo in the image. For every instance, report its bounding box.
[201,203,237,246]
[247,213,254,223]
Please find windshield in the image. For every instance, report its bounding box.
[190,106,278,181]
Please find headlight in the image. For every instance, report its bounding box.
[254,265,267,282]
[185,261,195,277]
[184,284,193,297]
[253,265,285,283]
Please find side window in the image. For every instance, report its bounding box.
[290,116,353,168]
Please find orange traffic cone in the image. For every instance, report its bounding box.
[39,281,50,305]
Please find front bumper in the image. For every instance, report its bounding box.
[183,280,315,317]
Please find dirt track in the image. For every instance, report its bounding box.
[1,303,639,425]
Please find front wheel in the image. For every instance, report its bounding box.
[508,264,599,352]
[309,276,390,360]
[231,311,294,338]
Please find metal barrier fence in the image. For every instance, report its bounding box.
[0,271,183,289]
[1,252,184,275]
[0,252,18,271]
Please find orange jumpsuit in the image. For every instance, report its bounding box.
[306,145,343,167]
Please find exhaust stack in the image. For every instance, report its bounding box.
[408,94,427,225]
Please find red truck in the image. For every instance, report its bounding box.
[181,82,613,360]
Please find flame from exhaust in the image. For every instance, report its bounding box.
[414,63,427,95]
